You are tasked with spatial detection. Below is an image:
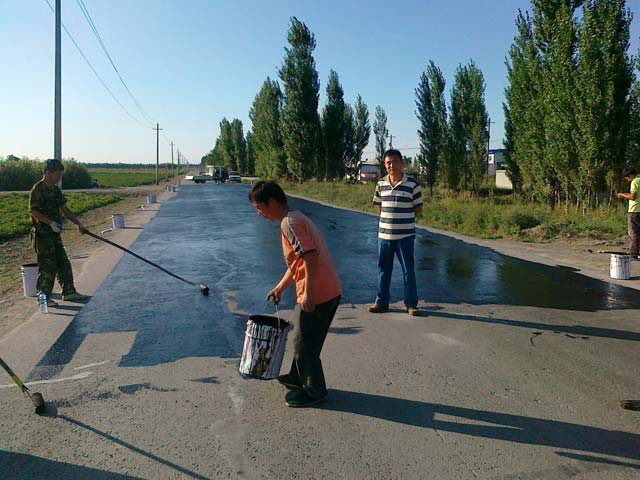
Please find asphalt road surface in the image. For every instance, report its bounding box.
[1,183,639,479]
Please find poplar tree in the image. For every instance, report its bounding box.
[321,70,348,179]
[246,130,256,176]
[576,0,633,206]
[449,62,488,191]
[353,95,371,169]
[373,106,388,171]
[249,77,286,178]
[279,17,321,180]
[217,118,234,170]
[416,60,447,194]
[230,119,246,173]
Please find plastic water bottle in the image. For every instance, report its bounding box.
[38,290,48,314]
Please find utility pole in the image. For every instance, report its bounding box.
[388,133,394,149]
[153,123,162,185]
[54,0,62,160]
[170,141,174,178]
[177,149,180,175]
[486,118,495,178]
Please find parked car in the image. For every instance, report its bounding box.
[228,171,241,183]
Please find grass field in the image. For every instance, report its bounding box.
[283,180,629,242]
[0,193,122,241]
[88,168,180,188]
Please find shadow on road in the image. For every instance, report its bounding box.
[321,389,640,466]
[0,450,142,480]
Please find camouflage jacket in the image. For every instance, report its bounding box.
[29,179,67,233]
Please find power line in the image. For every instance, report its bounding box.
[75,0,157,126]
[43,0,153,129]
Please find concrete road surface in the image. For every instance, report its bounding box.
[1,183,639,479]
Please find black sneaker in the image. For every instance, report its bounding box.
[277,374,302,390]
[285,390,326,408]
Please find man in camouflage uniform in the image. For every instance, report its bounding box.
[29,159,89,307]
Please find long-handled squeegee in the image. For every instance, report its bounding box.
[0,358,46,415]
[86,231,209,295]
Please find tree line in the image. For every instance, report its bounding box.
[503,0,638,208]
[202,18,372,181]
[204,1,639,209]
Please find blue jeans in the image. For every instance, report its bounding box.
[375,236,418,308]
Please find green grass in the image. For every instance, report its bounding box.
[283,180,628,242]
[88,168,179,188]
[0,193,122,241]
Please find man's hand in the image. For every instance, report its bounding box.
[49,221,62,233]
[266,288,281,305]
[77,222,89,234]
[300,292,315,312]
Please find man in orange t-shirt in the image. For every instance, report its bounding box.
[249,181,342,408]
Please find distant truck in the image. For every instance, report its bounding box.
[185,172,213,183]
[206,165,228,183]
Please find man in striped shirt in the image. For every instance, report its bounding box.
[370,149,423,316]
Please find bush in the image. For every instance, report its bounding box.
[61,160,92,189]
[0,159,42,191]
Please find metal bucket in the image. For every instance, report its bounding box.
[239,315,290,379]
[610,253,631,280]
[20,263,39,297]
[147,195,157,204]
[111,214,125,230]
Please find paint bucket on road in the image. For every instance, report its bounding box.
[239,315,290,379]
[111,214,125,230]
[610,253,631,280]
[147,195,156,204]
[20,263,38,297]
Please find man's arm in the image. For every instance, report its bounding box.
[267,268,295,304]
[300,250,318,312]
[60,206,88,233]
[375,204,381,215]
[617,192,637,200]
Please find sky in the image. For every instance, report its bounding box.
[1,0,639,165]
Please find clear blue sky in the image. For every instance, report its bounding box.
[1,0,639,165]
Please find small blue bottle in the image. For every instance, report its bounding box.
[38,290,48,314]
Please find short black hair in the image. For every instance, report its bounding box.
[383,149,403,161]
[248,180,287,205]
[44,159,64,174]
[622,166,637,178]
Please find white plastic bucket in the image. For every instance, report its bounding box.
[147,195,157,204]
[610,254,631,280]
[20,263,38,297]
[112,214,125,230]
[239,315,290,379]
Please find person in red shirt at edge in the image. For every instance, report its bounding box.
[249,180,342,408]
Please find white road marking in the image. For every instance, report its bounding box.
[0,371,92,389]
[74,360,109,370]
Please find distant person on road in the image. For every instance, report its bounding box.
[616,166,640,259]
[249,180,342,408]
[369,149,423,316]
[29,159,90,307]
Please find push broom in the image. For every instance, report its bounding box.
[0,357,46,415]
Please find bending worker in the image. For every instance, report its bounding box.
[29,159,89,307]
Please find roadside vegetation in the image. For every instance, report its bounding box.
[0,193,121,241]
[284,181,627,242]
[88,168,178,188]
[0,157,184,190]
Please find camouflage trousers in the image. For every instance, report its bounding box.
[31,229,76,297]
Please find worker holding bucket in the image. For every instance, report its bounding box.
[249,181,342,408]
